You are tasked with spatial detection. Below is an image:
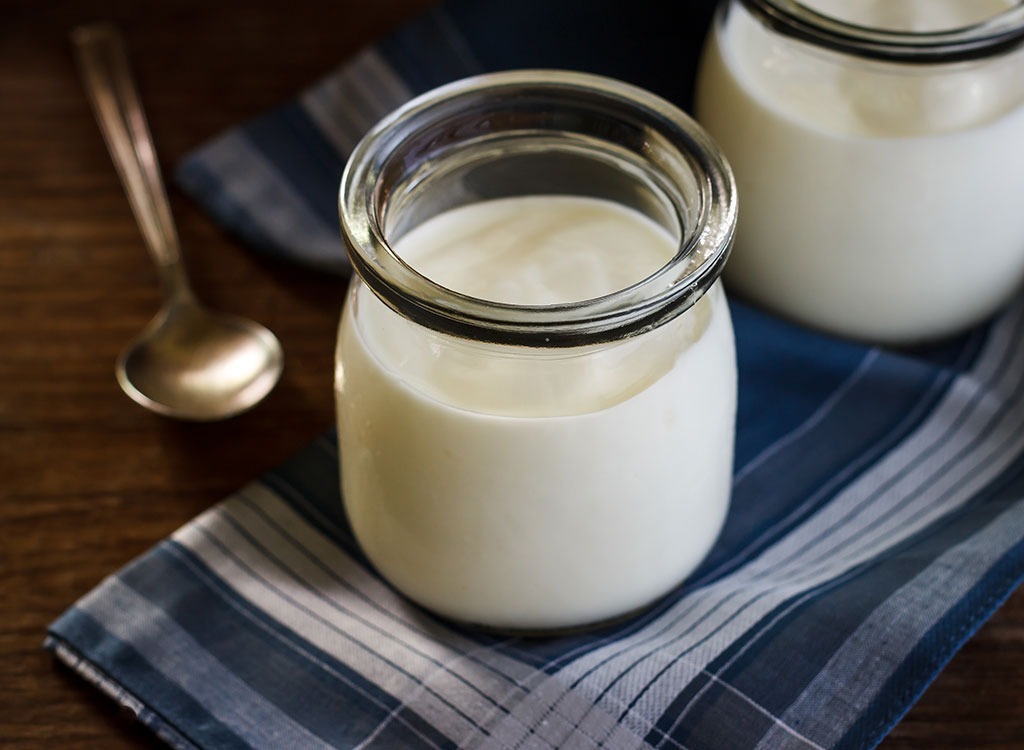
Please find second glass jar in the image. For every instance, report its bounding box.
[696,0,1024,343]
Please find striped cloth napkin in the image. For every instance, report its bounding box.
[48,1,1024,748]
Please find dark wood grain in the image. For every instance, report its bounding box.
[1,2,1021,748]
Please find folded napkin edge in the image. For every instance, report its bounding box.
[863,563,1024,747]
[44,634,200,750]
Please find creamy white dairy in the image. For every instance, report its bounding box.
[696,1,1024,342]
[336,196,736,630]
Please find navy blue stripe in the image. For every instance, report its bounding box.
[655,679,777,750]
[174,153,281,255]
[241,103,347,230]
[48,609,250,750]
[376,7,483,94]
[120,542,455,750]
[731,301,870,468]
[361,709,460,750]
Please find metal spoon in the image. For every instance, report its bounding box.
[73,23,283,421]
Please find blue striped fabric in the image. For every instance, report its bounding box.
[47,1,1024,748]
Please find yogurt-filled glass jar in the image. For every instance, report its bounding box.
[696,0,1024,343]
[336,70,738,632]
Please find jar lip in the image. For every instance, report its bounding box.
[739,0,1024,63]
[339,69,736,348]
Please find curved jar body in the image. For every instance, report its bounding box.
[336,71,738,632]
[696,0,1024,343]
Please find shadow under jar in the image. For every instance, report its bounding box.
[336,70,738,633]
[696,0,1024,344]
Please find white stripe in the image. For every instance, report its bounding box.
[355,636,519,750]
[229,485,535,691]
[76,578,337,750]
[233,482,537,690]
[348,47,415,115]
[301,48,412,156]
[754,498,1024,750]
[196,133,344,270]
[174,489,550,749]
[302,67,371,155]
[477,301,1024,748]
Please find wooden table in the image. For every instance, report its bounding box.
[1,1,1021,747]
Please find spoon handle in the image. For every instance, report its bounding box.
[72,23,192,302]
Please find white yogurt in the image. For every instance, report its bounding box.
[696,1,1024,342]
[336,195,736,631]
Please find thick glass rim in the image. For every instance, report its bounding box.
[739,0,1024,63]
[339,70,736,348]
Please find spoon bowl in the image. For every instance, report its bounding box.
[117,303,284,421]
[74,22,284,420]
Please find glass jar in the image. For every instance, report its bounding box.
[696,0,1024,343]
[336,70,737,632]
